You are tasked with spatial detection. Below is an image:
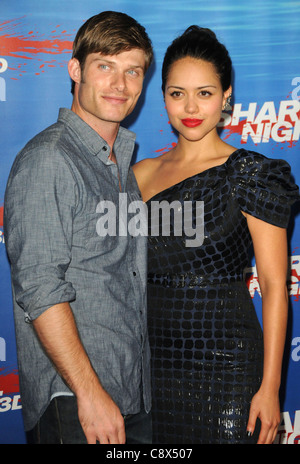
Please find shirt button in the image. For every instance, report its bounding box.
[133,271,136,276]
[103,146,108,151]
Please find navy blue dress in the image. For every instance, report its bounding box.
[146,149,299,444]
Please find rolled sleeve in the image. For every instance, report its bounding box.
[4,146,77,321]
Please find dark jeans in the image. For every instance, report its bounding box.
[26,395,152,444]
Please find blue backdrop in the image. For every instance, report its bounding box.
[1,0,300,444]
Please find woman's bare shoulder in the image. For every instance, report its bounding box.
[133,156,162,169]
[132,157,162,180]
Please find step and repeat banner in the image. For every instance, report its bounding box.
[0,0,299,444]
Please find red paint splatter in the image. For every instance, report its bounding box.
[0,368,20,395]
[155,142,177,155]
[0,33,72,59]
[223,120,247,143]
[0,17,73,78]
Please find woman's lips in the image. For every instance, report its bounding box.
[181,118,203,127]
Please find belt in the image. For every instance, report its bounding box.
[147,272,243,288]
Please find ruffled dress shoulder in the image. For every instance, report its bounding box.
[227,149,299,228]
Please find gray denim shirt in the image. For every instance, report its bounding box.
[4,108,151,431]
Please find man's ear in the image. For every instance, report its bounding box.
[68,58,81,85]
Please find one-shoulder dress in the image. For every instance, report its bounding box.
[146,149,299,444]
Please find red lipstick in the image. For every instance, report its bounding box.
[181,118,203,127]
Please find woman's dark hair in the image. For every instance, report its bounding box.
[162,26,232,92]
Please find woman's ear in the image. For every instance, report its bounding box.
[222,85,232,110]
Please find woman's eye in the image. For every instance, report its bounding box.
[199,90,211,97]
[170,91,182,98]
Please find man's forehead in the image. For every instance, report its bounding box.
[87,49,146,66]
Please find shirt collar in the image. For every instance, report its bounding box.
[57,108,136,167]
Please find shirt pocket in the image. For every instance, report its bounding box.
[83,195,120,253]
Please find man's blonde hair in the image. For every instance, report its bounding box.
[71,11,153,94]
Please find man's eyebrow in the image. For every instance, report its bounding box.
[92,58,144,69]
[129,64,144,69]
[92,57,115,64]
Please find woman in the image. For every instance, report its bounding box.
[133,26,299,444]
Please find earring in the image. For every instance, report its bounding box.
[223,94,232,111]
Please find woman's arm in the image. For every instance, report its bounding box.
[245,213,288,444]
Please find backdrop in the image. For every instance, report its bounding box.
[0,0,299,444]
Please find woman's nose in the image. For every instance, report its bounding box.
[184,96,199,114]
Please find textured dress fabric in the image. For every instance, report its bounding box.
[146,149,299,444]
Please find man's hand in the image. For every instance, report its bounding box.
[33,302,126,444]
[77,386,125,444]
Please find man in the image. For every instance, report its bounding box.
[4,11,153,444]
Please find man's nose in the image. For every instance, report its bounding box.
[111,72,126,92]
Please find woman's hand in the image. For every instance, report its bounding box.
[247,388,281,444]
